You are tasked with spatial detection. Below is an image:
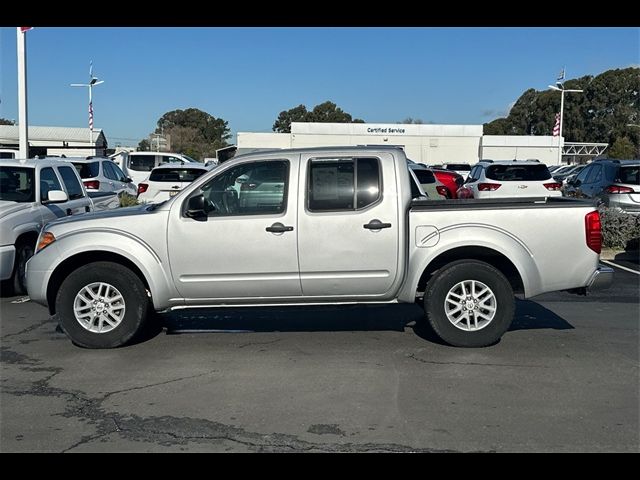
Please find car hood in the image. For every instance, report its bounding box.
[44,203,162,231]
[0,200,34,220]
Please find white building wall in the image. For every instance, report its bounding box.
[236,124,562,166]
[236,132,292,149]
[481,135,561,165]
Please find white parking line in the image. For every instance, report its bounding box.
[602,260,640,275]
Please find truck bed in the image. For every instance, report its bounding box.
[411,196,595,211]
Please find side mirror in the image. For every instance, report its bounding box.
[46,190,69,203]
[122,176,133,183]
[185,193,212,220]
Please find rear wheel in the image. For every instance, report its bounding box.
[423,260,515,347]
[55,261,149,348]
[12,241,35,296]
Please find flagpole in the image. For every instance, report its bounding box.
[558,89,565,165]
[16,28,29,159]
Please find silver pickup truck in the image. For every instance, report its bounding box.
[0,158,117,295]
[25,146,613,349]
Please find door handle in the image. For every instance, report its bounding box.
[266,222,294,233]
[364,219,391,230]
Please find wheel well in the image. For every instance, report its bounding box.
[46,251,151,315]
[416,246,524,296]
[16,231,39,249]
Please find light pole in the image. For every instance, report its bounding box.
[549,80,583,164]
[71,61,104,154]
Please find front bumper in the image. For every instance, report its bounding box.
[0,245,16,281]
[587,265,614,291]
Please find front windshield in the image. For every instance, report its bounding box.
[0,166,35,203]
[181,155,200,163]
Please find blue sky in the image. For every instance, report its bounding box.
[1,27,638,147]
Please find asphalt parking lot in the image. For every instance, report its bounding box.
[1,264,638,452]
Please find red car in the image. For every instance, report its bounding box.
[432,168,464,199]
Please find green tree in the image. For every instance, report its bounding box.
[399,117,424,124]
[608,137,636,159]
[0,118,15,125]
[137,139,150,151]
[272,101,364,133]
[483,67,640,155]
[153,108,231,160]
[273,104,308,133]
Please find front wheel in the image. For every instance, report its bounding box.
[55,261,149,348]
[423,260,515,347]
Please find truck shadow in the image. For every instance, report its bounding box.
[157,299,573,344]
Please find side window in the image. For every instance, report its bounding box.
[57,166,85,200]
[111,162,127,181]
[467,166,480,182]
[102,161,118,180]
[199,160,288,216]
[308,157,381,212]
[574,166,590,183]
[129,155,156,172]
[40,167,63,201]
[584,165,602,184]
[160,155,181,165]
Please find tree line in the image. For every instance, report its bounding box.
[483,67,639,159]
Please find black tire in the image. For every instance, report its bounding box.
[423,260,515,348]
[12,241,35,296]
[55,261,149,348]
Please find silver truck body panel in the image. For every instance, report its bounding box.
[25,146,606,315]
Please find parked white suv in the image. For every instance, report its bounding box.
[460,160,562,199]
[114,151,201,186]
[137,163,212,204]
[62,156,137,199]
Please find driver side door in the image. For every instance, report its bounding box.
[167,157,301,302]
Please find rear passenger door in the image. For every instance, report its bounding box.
[55,165,91,215]
[297,153,399,298]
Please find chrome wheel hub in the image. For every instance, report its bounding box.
[444,280,497,332]
[73,282,126,333]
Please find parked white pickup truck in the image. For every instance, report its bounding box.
[25,146,613,348]
[0,158,118,294]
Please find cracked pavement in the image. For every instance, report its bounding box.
[1,270,638,452]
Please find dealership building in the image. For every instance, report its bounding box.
[236,122,607,166]
[0,125,107,158]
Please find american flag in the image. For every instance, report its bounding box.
[552,113,560,136]
[89,101,94,130]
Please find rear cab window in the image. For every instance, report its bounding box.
[307,157,381,211]
[486,164,552,181]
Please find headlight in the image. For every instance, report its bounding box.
[36,232,56,253]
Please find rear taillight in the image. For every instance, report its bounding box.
[544,182,562,191]
[585,211,602,254]
[605,185,634,194]
[137,183,148,196]
[83,180,100,189]
[477,183,501,191]
[436,186,450,198]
